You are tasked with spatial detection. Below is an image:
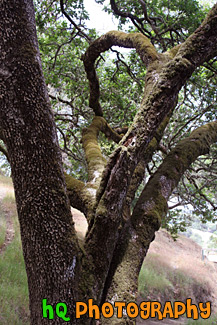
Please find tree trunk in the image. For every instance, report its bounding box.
[0,1,81,323]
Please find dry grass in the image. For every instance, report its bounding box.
[139,229,217,314]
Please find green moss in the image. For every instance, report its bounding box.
[107,30,159,64]
[64,172,85,192]
[166,44,182,58]
[81,117,107,183]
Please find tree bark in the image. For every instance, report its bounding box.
[0,1,81,323]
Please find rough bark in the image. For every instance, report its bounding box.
[124,110,174,216]
[83,51,191,304]
[0,1,81,323]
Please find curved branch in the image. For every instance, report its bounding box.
[132,120,217,229]
[109,0,162,41]
[110,0,144,27]
[82,30,159,116]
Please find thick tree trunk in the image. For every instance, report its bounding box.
[0,1,81,324]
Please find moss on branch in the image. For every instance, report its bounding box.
[124,108,174,215]
[132,121,217,232]
[82,116,121,186]
[103,121,217,311]
[82,30,159,116]
[64,173,94,216]
[177,3,217,66]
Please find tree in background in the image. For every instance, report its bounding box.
[1,0,217,324]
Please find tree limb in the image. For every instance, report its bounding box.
[64,172,95,218]
[82,30,159,116]
[178,3,217,66]
[59,0,91,42]
[82,116,121,187]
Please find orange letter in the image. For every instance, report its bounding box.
[199,302,211,319]
[76,302,87,318]
[151,302,163,320]
[114,302,126,318]
[140,302,151,319]
[88,299,100,319]
[174,301,186,318]
[162,302,174,318]
[186,299,199,319]
[101,303,114,318]
[126,302,139,318]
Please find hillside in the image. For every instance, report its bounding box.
[137,230,217,324]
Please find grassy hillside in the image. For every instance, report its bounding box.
[0,179,29,324]
[138,229,217,323]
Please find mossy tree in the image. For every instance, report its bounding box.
[1,1,217,324]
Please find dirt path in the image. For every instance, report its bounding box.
[0,183,15,255]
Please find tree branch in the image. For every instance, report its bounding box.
[82,116,121,186]
[64,172,95,218]
[82,30,159,116]
[132,121,217,228]
[59,0,91,42]
[178,3,217,66]
[124,110,174,216]
[82,6,217,304]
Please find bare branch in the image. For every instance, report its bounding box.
[59,0,91,42]
[49,93,75,108]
